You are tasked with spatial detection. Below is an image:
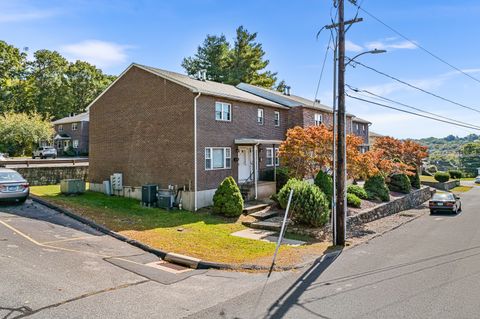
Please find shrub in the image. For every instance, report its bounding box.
[427,165,438,174]
[314,170,333,201]
[347,184,368,199]
[409,170,421,189]
[212,176,244,217]
[278,179,329,227]
[347,193,361,208]
[434,171,450,183]
[275,167,291,192]
[388,173,412,194]
[448,170,463,179]
[364,174,390,202]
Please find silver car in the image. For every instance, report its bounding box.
[32,147,57,159]
[0,168,29,203]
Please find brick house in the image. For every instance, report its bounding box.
[88,63,372,211]
[52,112,89,155]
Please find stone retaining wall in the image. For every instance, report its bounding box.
[347,186,433,227]
[14,166,89,186]
[421,180,460,191]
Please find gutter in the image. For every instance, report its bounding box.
[194,92,201,211]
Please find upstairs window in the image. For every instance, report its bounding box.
[72,122,78,131]
[58,125,63,132]
[274,111,280,126]
[314,113,323,126]
[215,102,231,121]
[257,108,264,125]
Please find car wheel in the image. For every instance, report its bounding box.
[430,209,435,214]
[459,204,462,212]
[16,197,27,204]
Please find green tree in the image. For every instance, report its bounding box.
[0,41,28,113]
[181,34,230,82]
[182,26,281,88]
[459,142,480,176]
[0,112,54,156]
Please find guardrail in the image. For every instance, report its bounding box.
[0,158,89,167]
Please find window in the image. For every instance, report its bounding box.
[63,140,70,149]
[205,147,231,170]
[215,102,231,121]
[266,147,280,166]
[355,123,359,131]
[58,125,63,132]
[274,111,280,126]
[314,113,322,126]
[257,108,264,124]
[73,140,79,148]
[72,122,78,130]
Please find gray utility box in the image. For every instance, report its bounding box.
[142,184,158,207]
[60,179,86,195]
[158,190,174,209]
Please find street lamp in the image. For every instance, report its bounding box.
[346,49,387,66]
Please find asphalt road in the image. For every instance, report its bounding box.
[193,186,480,318]
[1,187,479,318]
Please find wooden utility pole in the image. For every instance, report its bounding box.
[336,0,347,246]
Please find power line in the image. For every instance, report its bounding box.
[313,33,333,106]
[346,84,480,130]
[348,59,480,114]
[346,93,480,131]
[347,0,480,85]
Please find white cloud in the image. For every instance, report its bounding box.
[0,1,61,23]
[61,40,131,68]
[345,40,363,53]
[364,39,417,51]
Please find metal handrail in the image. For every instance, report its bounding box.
[0,158,89,167]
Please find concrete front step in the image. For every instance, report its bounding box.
[248,216,289,232]
[249,207,279,220]
[243,203,269,214]
[231,228,305,246]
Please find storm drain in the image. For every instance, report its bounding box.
[145,260,194,274]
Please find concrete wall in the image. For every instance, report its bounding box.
[14,165,89,186]
[348,186,433,227]
[421,180,460,191]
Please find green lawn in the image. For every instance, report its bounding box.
[451,186,473,193]
[30,185,330,266]
[420,175,437,183]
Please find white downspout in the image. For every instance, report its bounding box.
[194,92,201,211]
[254,143,259,200]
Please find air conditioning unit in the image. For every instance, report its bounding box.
[110,173,123,191]
[142,184,158,207]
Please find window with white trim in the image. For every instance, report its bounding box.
[215,102,231,121]
[73,140,79,148]
[266,147,280,166]
[257,108,264,124]
[58,125,63,132]
[205,147,231,170]
[274,111,280,126]
[314,113,322,126]
[72,122,78,131]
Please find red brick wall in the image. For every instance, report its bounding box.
[89,66,195,189]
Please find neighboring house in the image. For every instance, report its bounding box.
[88,63,373,211]
[52,112,89,155]
[368,131,384,149]
[351,117,371,153]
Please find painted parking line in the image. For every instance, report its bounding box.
[40,236,98,245]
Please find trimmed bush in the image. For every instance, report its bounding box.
[347,193,361,208]
[434,171,450,183]
[364,174,390,202]
[448,170,463,179]
[409,170,421,189]
[278,179,330,227]
[314,170,333,201]
[427,165,438,174]
[212,176,244,217]
[388,173,412,194]
[347,184,368,199]
[275,167,291,192]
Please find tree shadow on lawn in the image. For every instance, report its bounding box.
[37,190,243,233]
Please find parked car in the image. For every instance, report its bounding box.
[0,153,6,161]
[0,168,29,203]
[475,176,480,184]
[32,147,57,159]
[429,192,461,214]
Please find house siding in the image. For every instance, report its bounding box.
[196,95,287,191]
[352,121,369,144]
[89,66,195,190]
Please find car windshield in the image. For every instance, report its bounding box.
[0,171,24,182]
[432,193,454,201]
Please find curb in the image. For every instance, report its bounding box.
[29,195,318,271]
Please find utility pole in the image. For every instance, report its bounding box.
[336,0,347,246]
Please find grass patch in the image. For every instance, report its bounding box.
[451,186,473,193]
[30,185,330,266]
[420,175,436,182]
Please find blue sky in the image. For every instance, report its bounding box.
[2,0,480,139]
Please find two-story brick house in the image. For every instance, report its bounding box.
[52,112,89,155]
[88,63,372,211]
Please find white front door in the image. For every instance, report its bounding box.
[238,146,253,182]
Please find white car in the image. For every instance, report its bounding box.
[32,147,57,159]
[475,176,480,184]
[0,153,6,161]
